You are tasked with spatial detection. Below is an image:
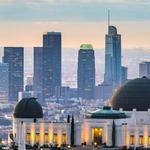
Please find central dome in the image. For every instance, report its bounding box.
[87,106,126,119]
[111,77,150,111]
[13,97,43,118]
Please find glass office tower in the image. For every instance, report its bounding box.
[4,47,24,101]
[78,44,95,100]
[104,26,122,89]
[42,32,61,99]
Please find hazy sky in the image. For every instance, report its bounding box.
[0,0,150,48]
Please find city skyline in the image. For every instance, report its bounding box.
[1,1,150,149]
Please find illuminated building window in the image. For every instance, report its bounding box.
[44,133,49,143]
[148,136,150,145]
[53,133,58,144]
[130,135,134,145]
[62,133,67,144]
[26,133,31,143]
[92,128,103,145]
[139,135,144,145]
[35,133,40,143]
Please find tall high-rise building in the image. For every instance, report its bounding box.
[77,44,95,100]
[26,76,33,86]
[0,63,9,102]
[121,66,128,84]
[104,25,122,88]
[4,47,24,101]
[42,32,61,99]
[33,47,43,93]
[139,62,150,78]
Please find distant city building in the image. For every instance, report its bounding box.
[69,88,78,98]
[18,91,42,103]
[77,44,95,100]
[95,83,113,101]
[94,85,102,100]
[55,86,70,102]
[25,76,33,86]
[0,63,9,103]
[121,66,128,84]
[4,47,24,101]
[25,85,33,92]
[42,32,61,100]
[139,61,150,78]
[104,25,122,89]
[33,47,43,93]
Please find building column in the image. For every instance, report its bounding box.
[66,123,70,145]
[144,125,148,148]
[40,123,45,146]
[103,125,108,145]
[135,126,139,148]
[49,124,53,144]
[18,122,26,150]
[107,125,112,146]
[116,126,124,147]
[58,128,62,146]
[124,125,129,148]
[30,123,35,146]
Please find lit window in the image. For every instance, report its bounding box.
[44,133,49,143]
[35,133,40,143]
[26,133,31,143]
[62,133,67,144]
[53,133,58,144]
[148,136,150,145]
[92,128,103,145]
[130,135,134,145]
[139,135,144,145]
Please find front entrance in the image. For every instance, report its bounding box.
[92,128,103,145]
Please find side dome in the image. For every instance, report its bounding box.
[111,77,150,111]
[13,97,43,118]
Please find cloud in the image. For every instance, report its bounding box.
[0,0,150,7]
[0,0,148,5]
[0,0,149,22]
[0,0,15,5]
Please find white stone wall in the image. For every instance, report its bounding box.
[13,110,150,148]
[74,123,82,145]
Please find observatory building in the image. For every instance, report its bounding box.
[9,77,150,149]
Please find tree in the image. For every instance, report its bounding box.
[112,120,116,147]
[67,115,70,123]
[70,115,75,146]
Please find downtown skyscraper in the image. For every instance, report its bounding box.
[3,47,24,101]
[33,47,43,93]
[104,25,122,88]
[42,32,61,99]
[77,44,95,100]
[0,63,9,102]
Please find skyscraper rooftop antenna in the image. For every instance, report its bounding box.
[108,9,110,27]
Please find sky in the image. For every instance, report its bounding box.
[0,0,150,48]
